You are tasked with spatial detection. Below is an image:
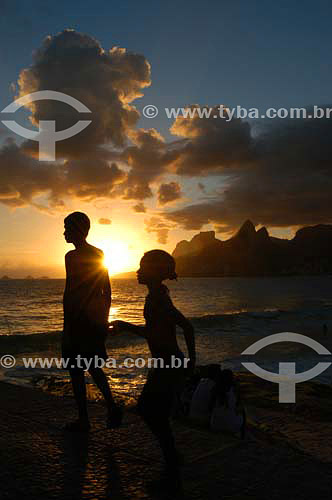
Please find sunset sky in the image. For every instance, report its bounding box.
[1,0,332,276]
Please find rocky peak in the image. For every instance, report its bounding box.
[172,231,218,258]
[236,220,256,239]
[190,231,217,252]
[293,224,332,242]
[172,240,192,258]
[256,226,270,241]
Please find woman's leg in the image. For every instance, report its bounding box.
[138,376,179,475]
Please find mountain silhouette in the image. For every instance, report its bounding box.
[172,221,332,276]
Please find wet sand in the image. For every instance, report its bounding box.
[1,372,332,499]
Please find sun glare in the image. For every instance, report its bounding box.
[101,240,134,275]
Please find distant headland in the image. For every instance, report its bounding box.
[172,220,332,277]
[0,275,51,280]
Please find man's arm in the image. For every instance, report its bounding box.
[64,251,74,298]
[63,251,76,328]
[103,268,112,310]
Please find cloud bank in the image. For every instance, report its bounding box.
[165,116,332,232]
[1,29,332,244]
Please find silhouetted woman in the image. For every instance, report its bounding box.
[111,250,196,491]
[62,211,121,431]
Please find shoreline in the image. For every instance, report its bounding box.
[1,321,332,398]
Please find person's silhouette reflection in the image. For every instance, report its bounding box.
[60,433,122,499]
[60,432,89,499]
[62,212,122,431]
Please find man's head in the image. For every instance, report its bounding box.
[64,212,90,244]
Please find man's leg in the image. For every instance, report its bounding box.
[88,367,123,428]
[88,367,116,409]
[69,366,89,421]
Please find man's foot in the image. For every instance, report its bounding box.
[107,405,123,429]
[64,419,91,432]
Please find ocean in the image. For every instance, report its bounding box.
[1,276,332,397]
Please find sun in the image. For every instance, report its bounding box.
[101,240,134,275]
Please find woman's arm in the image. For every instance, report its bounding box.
[171,307,196,370]
[110,320,147,338]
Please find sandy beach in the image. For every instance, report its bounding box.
[1,372,331,500]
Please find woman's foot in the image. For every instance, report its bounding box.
[64,418,91,432]
[107,405,123,429]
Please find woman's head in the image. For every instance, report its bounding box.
[137,250,177,285]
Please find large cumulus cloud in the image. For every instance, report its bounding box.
[18,29,151,157]
[0,30,151,209]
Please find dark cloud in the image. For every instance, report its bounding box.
[119,128,179,200]
[169,105,253,176]
[0,143,60,209]
[0,143,124,210]
[98,218,111,225]
[158,182,182,205]
[133,202,146,213]
[165,114,332,232]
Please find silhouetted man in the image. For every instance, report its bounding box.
[62,211,122,431]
